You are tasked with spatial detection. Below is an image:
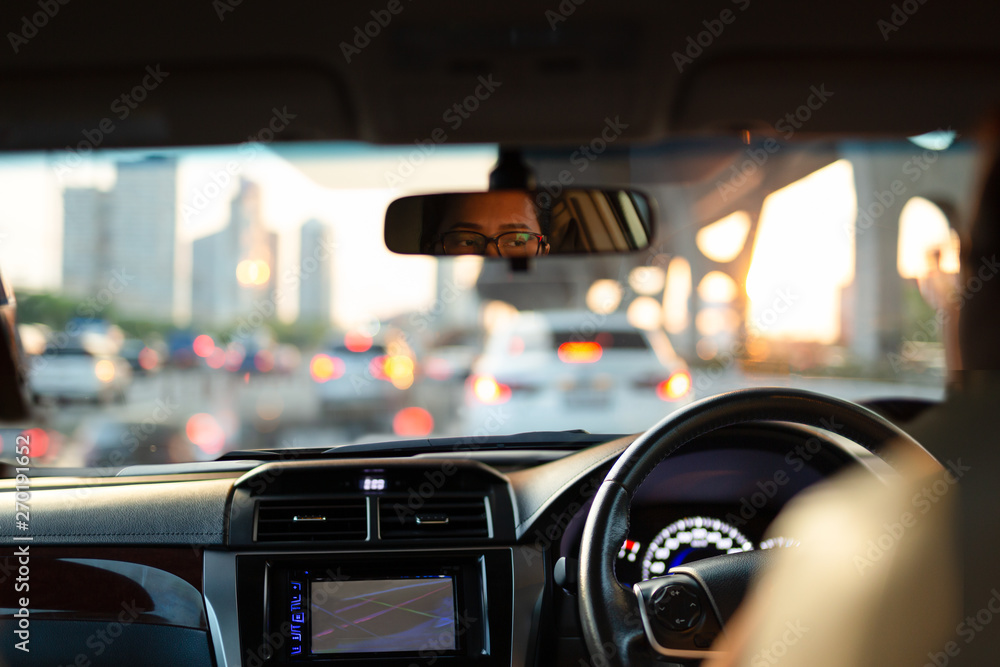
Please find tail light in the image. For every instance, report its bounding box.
[310,354,345,382]
[469,374,512,404]
[557,341,603,364]
[369,355,389,381]
[656,370,692,401]
[138,347,160,371]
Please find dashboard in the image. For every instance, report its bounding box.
[0,422,880,666]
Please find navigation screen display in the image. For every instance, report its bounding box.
[310,577,457,654]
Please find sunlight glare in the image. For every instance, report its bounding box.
[745,159,856,344]
[897,197,958,278]
[696,211,752,263]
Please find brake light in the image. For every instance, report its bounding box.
[471,375,512,404]
[344,331,373,353]
[20,428,50,458]
[206,347,226,369]
[224,344,245,372]
[193,334,214,358]
[254,349,275,373]
[186,413,226,455]
[393,407,434,436]
[557,341,603,364]
[369,355,389,380]
[138,346,160,371]
[656,370,692,401]
[384,355,415,389]
[310,354,345,382]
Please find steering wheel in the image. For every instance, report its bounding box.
[577,387,941,665]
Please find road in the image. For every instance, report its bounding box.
[26,364,944,466]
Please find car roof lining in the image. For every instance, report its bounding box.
[0,1,998,150]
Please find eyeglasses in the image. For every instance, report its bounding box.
[438,230,546,257]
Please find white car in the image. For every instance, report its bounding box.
[463,311,692,434]
[29,345,132,404]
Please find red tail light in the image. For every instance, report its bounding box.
[656,370,692,401]
[470,374,512,404]
[557,341,603,364]
[310,354,345,382]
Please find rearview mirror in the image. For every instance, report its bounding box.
[384,189,653,257]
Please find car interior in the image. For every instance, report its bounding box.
[2,2,1000,666]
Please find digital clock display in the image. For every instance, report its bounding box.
[361,476,386,492]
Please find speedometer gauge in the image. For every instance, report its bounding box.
[641,516,754,579]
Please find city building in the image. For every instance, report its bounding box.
[191,179,278,327]
[297,218,333,324]
[61,156,177,322]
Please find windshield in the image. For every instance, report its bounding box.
[0,136,978,469]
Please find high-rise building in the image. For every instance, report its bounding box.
[62,188,109,297]
[61,156,177,322]
[191,180,279,327]
[298,218,332,323]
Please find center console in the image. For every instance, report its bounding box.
[233,550,513,666]
[206,460,544,667]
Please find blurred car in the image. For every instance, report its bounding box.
[77,418,195,468]
[29,343,132,404]
[464,310,692,434]
[309,339,409,435]
[119,338,164,375]
[166,330,198,368]
[415,328,483,427]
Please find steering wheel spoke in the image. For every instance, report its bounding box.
[634,573,726,660]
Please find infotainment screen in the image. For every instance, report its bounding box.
[309,577,457,655]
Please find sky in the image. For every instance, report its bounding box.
[0,143,498,326]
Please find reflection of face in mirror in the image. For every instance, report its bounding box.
[430,191,550,258]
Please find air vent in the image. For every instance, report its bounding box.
[255,498,368,542]
[379,494,491,539]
